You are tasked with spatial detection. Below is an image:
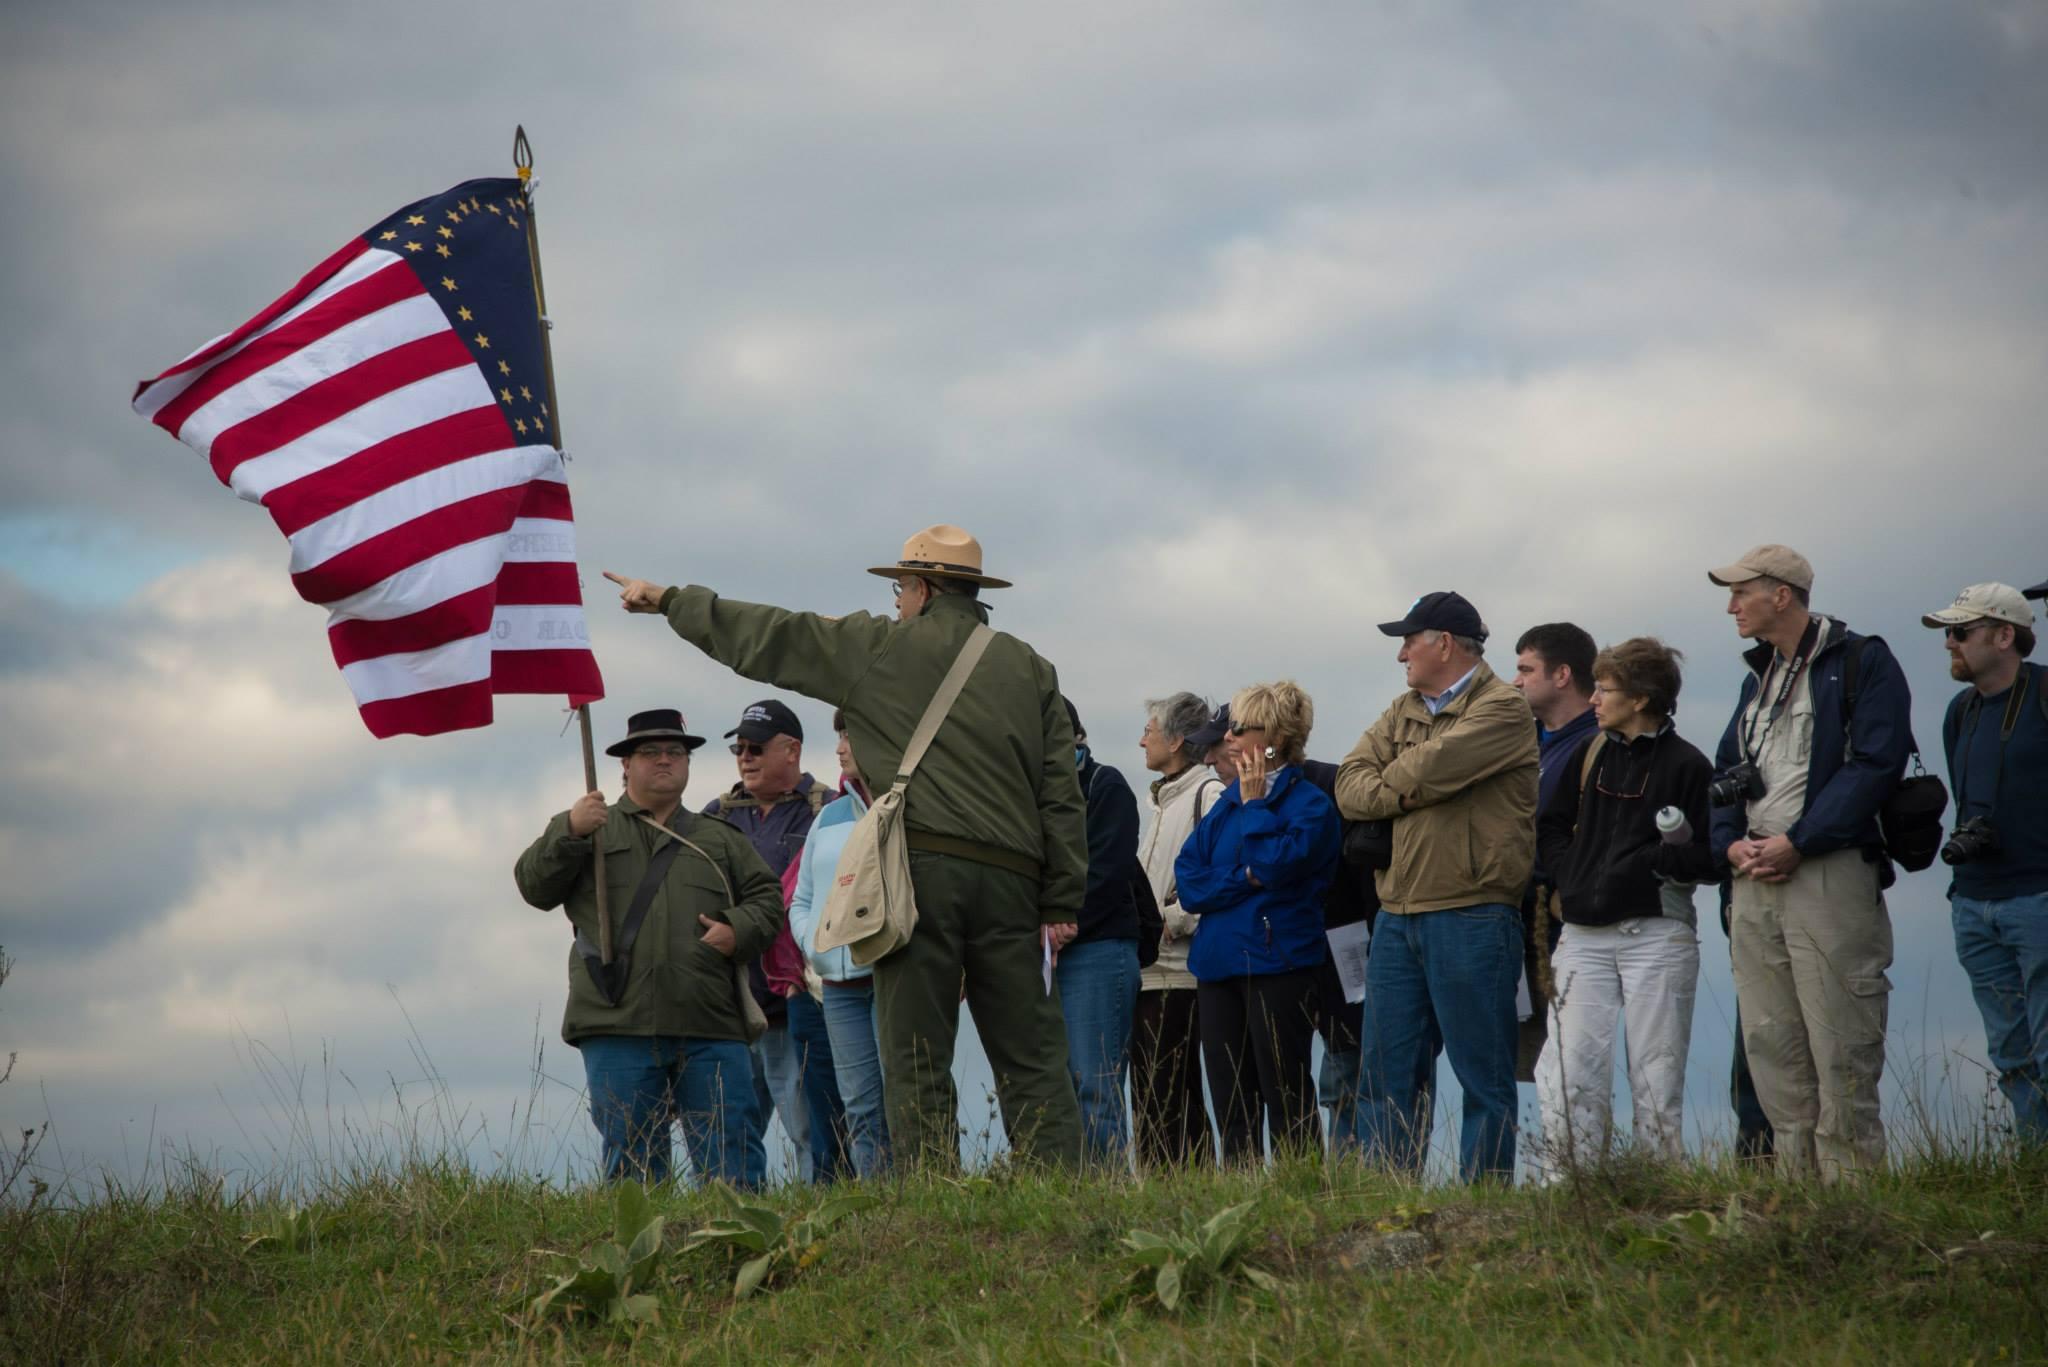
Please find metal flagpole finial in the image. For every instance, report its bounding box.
[513,125,533,183]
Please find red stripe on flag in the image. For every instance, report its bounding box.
[326,584,496,667]
[211,331,476,484]
[493,648,606,699]
[495,561,586,605]
[358,679,494,738]
[151,261,427,438]
[291,484,529,605]
[137,238,373,395]
[324,564,584,669]
[263,407,513,538]
[513,479,573,522]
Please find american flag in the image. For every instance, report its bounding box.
[132,177,604,737]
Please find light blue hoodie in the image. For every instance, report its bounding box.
[787,786,872,982]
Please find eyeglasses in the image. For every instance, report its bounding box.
[633,745,692,761]
[729,741,767,758]
[1944,622,1995,643]
[1594,767,1649,800]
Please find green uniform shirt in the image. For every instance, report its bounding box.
[514,795,784,1045]
[659,585,1087,924]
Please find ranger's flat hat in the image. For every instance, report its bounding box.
[605,708,707,758]
[866,524,1012,588]
[1707,543,1814,593]
[1921,582,2035,630]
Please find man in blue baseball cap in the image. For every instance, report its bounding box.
[1334,590,1539,1183]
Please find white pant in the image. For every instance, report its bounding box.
[1533,917,1699,1178]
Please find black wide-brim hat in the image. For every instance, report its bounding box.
[605,708,708,758]
[2027,576,2048,602]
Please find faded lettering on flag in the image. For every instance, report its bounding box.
[132,178,604,737]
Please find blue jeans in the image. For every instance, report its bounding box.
[821,979,891,1178]
[578,1034,764,1187]
[1952,890,2048,1146]
[1056,938,1140,1162]
[1320,1045,1361,1154]
[751,1021,810,1181]
[1356,904,1521,1182]
[786,992,853,1183]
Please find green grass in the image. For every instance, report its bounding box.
[5,1147,2046,1364]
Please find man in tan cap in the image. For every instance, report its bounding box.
[1707,544,1913,1180]
[601,527,1087,1169]
[1924,583,2048,1148]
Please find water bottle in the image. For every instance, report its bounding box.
[1655,806,1691,845]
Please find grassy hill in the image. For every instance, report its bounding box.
[5,1144,2045,1364]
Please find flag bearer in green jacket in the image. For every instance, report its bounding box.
[515,708,786,1187]
[604,526,1087,1169]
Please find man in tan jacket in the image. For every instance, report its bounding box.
[1336,591,1539,1181]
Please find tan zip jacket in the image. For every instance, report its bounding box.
[1334,662,1539,915]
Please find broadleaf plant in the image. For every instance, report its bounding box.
[527,1183,667,1327]
[684,1184,879,1299]
[1096,1200,1281,1317]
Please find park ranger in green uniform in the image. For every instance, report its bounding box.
[604,525,1086,1169]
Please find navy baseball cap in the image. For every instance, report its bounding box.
[725,699,803,743]
[1378,590,1487,642]
[1186,703,1230,749]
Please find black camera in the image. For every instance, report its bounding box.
[1709,761,1767,808]
[1940,816,2000,866]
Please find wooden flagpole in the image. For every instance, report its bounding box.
[515,125,611,965]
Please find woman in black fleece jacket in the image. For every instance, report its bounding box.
[1531,638,1719,1179]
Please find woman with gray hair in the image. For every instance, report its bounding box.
[1132,691,1225,1167]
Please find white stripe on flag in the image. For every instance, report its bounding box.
[339,632,492,705]
[178,294,456,456]
[231,366,496,504]
[134,249,406,419]
[488,603,595,652]
[321,530,513,621]
[502,509,578,564]
[284,444,553,572]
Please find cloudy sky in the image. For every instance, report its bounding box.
[3,0,2044,1186]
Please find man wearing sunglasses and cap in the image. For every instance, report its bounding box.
[1709,544,1912,1182]
[1925,583,2048,1147]
[702,698,848,1185]
[603,526,1086,1169]
[515,708,786,1186]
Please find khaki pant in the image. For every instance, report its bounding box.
[1730,848,1892,1181]
[872,850,1083,1170]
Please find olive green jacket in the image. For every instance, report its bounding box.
[1333,662,1539,916]
[514,795,785,1045]
[659,586,1088,924]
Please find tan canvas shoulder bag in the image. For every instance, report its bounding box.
[813,624,995,967]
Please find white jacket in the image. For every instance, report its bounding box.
[1138,764,1225,992]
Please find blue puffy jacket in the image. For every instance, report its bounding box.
[1711,617,1912,886]
[1179,766,1342,979]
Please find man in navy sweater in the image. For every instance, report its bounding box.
[1925,583,2048,1147]
[1513,623,1600,1080]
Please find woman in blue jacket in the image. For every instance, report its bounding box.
[787,711,890,1178]
[1178,681,1342,1162]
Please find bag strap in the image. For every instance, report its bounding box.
[615,839,685,959]
[1842,633,1926,774]
[1571,733,1608,834]
[634,813,737,904]
[895,624,995,786]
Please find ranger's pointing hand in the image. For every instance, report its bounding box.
[602,570,664,613]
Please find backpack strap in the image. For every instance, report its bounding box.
[896,625,995,787]
[1842,633,1927,772]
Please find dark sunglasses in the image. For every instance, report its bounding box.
[1944,622,1996,643]
[729,741,767,758]
[1227,722,1266,736]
